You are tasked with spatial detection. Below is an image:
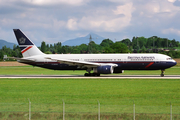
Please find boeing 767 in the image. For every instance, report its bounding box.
[11,29,177,77]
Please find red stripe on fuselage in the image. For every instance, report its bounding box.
[21,46,33,53]
[145,62,154,68]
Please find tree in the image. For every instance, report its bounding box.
[56,42,62,53]
[146,37,153,48]
[156,38,161,48]
[79,44,88,53]
[141,45,146,53]
[100,39,113,47]
[162,38,168,48]
[171,39,179,48]
[104,47,114,53]
[46,44,50,51]
[88,41,97,53]
[45,51,52,54]
[109,42,129,53]
[0,50,4,60]
[41,41,46,53]
[2,46,12,56]
[132,37,138,49]
[121,39,131,47]
[136,37,147,48]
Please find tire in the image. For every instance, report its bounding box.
[161,74,164,77]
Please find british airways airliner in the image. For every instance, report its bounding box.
[12,29,177,77]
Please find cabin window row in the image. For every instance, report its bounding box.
[130,59,154,61]
[84,59,113,61]
[70,59,79,61]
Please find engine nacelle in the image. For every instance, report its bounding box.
[93,66,114,74]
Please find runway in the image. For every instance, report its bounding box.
[0,75,180,79]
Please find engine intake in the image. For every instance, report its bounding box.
[93,66,114,74]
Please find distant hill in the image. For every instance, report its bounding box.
[0,39,17,49]
[62,33,105,46]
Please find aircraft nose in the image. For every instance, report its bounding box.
[173,61,177,66]
[172,60,177,66]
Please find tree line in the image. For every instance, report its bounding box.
[1,36,180,61]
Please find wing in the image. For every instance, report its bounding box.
[45,57,118,68]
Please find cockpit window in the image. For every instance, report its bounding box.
[167,58,173,60]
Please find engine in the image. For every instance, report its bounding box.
[93,66,114,74]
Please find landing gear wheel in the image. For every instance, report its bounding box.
[96,73,100,76]
[161,74,164,77]
[93,73,100,76]
[84,73,89,76]
[160,70,165,77]
[84,73,100,76]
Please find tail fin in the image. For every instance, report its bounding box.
[13,29,44,57]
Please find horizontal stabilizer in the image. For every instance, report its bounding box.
[7,57,35,63]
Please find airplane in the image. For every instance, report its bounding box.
[11,29,177,77]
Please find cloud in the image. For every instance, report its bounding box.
[130,0,180,32]
[137,0,180,16]
[162,28,180,36]
[67,18,78,30]
[168,0,176,3]
[24,0,88,6]
[1,0,180,45]
[107,0,131,3]
[113,2,134,15]
[65,2,134,32]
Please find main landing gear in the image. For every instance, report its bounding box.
[84,73,100,76]
[84,68,100,76]
[161,69,165,77]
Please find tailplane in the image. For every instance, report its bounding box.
[13,29,44,57]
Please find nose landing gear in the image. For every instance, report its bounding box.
[161,69,165,77]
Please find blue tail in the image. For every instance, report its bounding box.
[13,29,34,46]
[13,29,44,57]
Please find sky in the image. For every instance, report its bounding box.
[1,0,180,46]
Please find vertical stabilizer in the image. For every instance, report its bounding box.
[13,29,44,57]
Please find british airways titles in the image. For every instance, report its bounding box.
[128,56,155,61]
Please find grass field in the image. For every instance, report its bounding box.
[0,66,180,119]
[0,78,180,119]
[0,78,179,105]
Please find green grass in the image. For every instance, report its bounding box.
[0,66,180,75]
[0,78,180,105]
[0,78,180,119]
[0,66,180,119]
[0,66,85,75]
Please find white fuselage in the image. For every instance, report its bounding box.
[26,53,174,63]
[22,53,176,71]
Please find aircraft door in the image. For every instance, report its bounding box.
[155,58,160,64]
[123,59,127,64]
[44,58,48,64]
